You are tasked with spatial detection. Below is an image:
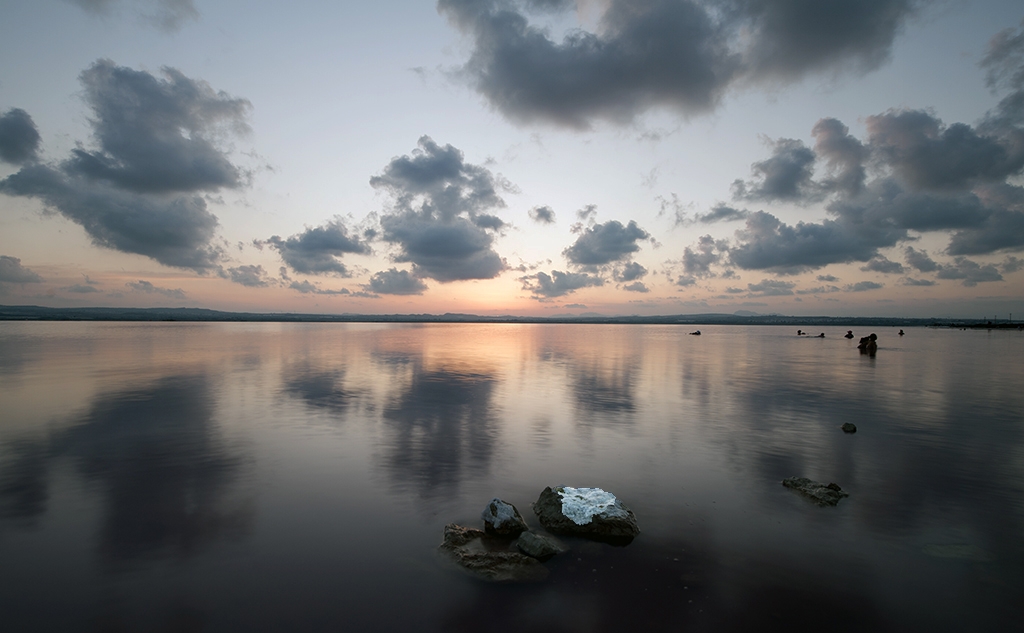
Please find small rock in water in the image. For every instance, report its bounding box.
[516,531,565,560]
[481,498,528,536]
[437,524,548,583]
[841,423,857,433]
[782,477,849,507]
[534,486,639,543]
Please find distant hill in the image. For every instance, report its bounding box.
[1,304,1014,328]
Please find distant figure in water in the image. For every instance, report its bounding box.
[817,333,825,338]
[690,330,701,336]
[845,330,854,339]
[857,333,878,357]
[899,329,905,336]
[797,330,804,336]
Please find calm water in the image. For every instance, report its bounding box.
[1,322,1022,632]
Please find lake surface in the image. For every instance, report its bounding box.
[1,322,1022,632]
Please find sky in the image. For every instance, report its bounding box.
[1,0,1023,318]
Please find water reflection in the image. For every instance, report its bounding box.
[0,374,251,563]
[380,358,499,499]
[282,362,358,416]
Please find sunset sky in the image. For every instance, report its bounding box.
[2,0,1023,318]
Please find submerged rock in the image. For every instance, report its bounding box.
[438,524,548,583]
[533,486,639,543]
[841,423,857,433]
[481,498,528,537]
[516,531,565,560]
[782,477,849,507]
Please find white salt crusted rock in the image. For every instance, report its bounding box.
[533,486,639,543]
[557,487,631,525]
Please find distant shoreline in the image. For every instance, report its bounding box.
[1,305,1018,329]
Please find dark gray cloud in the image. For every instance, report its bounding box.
[438,0,918,129]
[812,117,867,195]
[676,275,697,287]
[732,138,820,202]
[817,274,839,282]
[796,284,840,295]
[623,281,650,293]
[126,279,186,299]
[729,211,880,274]
[2,165,223,271]
[563,219,650,268]
[692,203,749,224]
[980,20,1024,131]
[846,280,884,291]
[65,284,101,293]
[262,219,370,276]
[865,109,1024,191]
[0,256,44,284]
[614,261,647,282]
[373,137,508,282]
[226,264,270,288]
[0,61,250,272]
[683,234,728,277]
[1003,256,1024,273]
[520,269,603,298]
[904,246,940,272]
[528,205,555,224]
[946,209,1024,255]
[935,257,1004,286]
[860,256,904,274]
[67,59,249,193]
[900,277,936,286]
[365,268,429,295]
[746,279,795,296]
[0,109,41,165]
[64,0,199,32]
[288,280,352,296]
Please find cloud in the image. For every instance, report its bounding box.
[563,219,650,268]
[438,0,918,129]
[365,268,429,295]
[373,137,508,282]
[528,205,556,224]
[614,261,647,282]
[2,165,223,271]
[682,234,728,277]
[817,274,839,282]
[66,59,250,193]
[796,284,840,295]
[729,211,880,274]
[64,0,199,32]
[0,60,250,272]
[65,284,101,293]
[691,204,749,224]
[623,281,649,293]
[288,280,352,296]
[935,257,1004,286]
[811,118,867,195]
[846,280,884,291]
[746,279,796,296]
[226,264,270,288]
[0,109,41,164]
[520,270,603,298]
[1003,256,1024,273]
[0,256,43,283]
[900,277,936,286]
[262,218,370,276]
[860,256,905,274]
[126,279,186,299]
[732,138,820,202]
[675,275,698,287]
[904,246,940,272]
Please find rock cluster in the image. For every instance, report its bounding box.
[782,477,849,507]
[438,488,636,582]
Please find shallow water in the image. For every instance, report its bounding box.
[1,322,1022,631]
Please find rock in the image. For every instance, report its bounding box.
[516,531,565,560]
[782,477,849,507]
[481,498,528,536]
[438,524,548,582]
[533,486,639,543]
[841,423,857,433]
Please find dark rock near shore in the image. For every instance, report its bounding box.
[533,486,639,543]
[782,477,849,507]
[841,423,857,433]
[481,498,528,536]
[516,531,565,560]
[438,524,548,582]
